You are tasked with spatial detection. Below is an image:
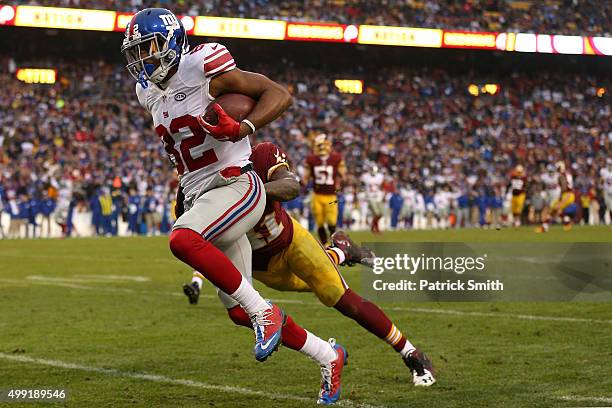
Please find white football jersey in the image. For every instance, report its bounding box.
[434,191,450,211]
[56,185,72,211]
[562,171,573,190]
[361,172,384,201]
[135,43,251,198]
[601,168,612,194]
[413,193,426,212]
[541,172,560,191]
[400,187,415,210]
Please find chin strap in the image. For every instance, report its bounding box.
[137,71,149,89]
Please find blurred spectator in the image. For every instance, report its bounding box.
[39,190,56,237]
[90,190,103,236]
[389,190,403,229]
[127,187,142,235]
[26,193,39,238]
[142,188,161,236]
[7,193,27,238]
[99,187,114,236]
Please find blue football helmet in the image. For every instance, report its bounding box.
[121,8,189,85]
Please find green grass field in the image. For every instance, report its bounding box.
[1,226,611,407]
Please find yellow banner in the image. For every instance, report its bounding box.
[116,13,134,30]
[194,16,285,40]
[14,6,115,31]
[358,25,442,47]
[16,68,56,84]
[334,79,363,94]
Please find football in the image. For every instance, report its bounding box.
[202,93,256,125]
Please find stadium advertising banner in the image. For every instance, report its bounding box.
[0,5,610,56]
[588,37,612,55]
[358,25,443,48]
[442,30,498,50]
[286,22,358,43]
[193,16,285,40]
[16,68,56,84]
[0,4,15,25]
[13,5,115,31]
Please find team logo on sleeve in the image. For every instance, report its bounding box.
[174,92,187,101]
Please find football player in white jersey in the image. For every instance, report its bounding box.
[121,8,291,363]
[361,166,385,233]
[600,158,612,223]
[413,189,426,230]
[399,185,415,229]
[541,164,560,206]
[433,185,452,229]
[537,162,576,233]
[540,164,560,228]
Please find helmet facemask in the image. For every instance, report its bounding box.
[122,29,178,85]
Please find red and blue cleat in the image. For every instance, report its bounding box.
[317,339,348,405]
[250,302,285,362]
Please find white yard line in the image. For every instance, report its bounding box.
[72,274,150,282]
[0,278,100,291]
[557,395,612,404]
[27,275,150,284]
[0,352,309,402]
[0,353,380,408]
[1,278,610,325]
[390,307,612,325]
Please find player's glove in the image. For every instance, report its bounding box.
[197,104,242,143]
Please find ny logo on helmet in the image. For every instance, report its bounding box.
[159,14,180,30]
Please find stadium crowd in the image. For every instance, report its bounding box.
[7,0,611,36]
[0,56,610,238]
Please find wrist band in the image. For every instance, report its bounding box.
[242,119,256,135]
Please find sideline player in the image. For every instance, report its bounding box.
[122,8,288,362]
[305,134,345,243]
[361,165,385,233]
[507,165,527,227]
[600,158,612,223]
[540,163,560,227]
[537,162,575,232]
[183,142,436,387]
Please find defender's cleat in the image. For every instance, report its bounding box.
[403,348,436,387]
[331,230,375,267]
[317,339,348,405]
[182,282,200,305]
[251,302,284,362]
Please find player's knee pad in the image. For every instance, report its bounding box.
[227,306,251,328]
[169,228,209,260]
